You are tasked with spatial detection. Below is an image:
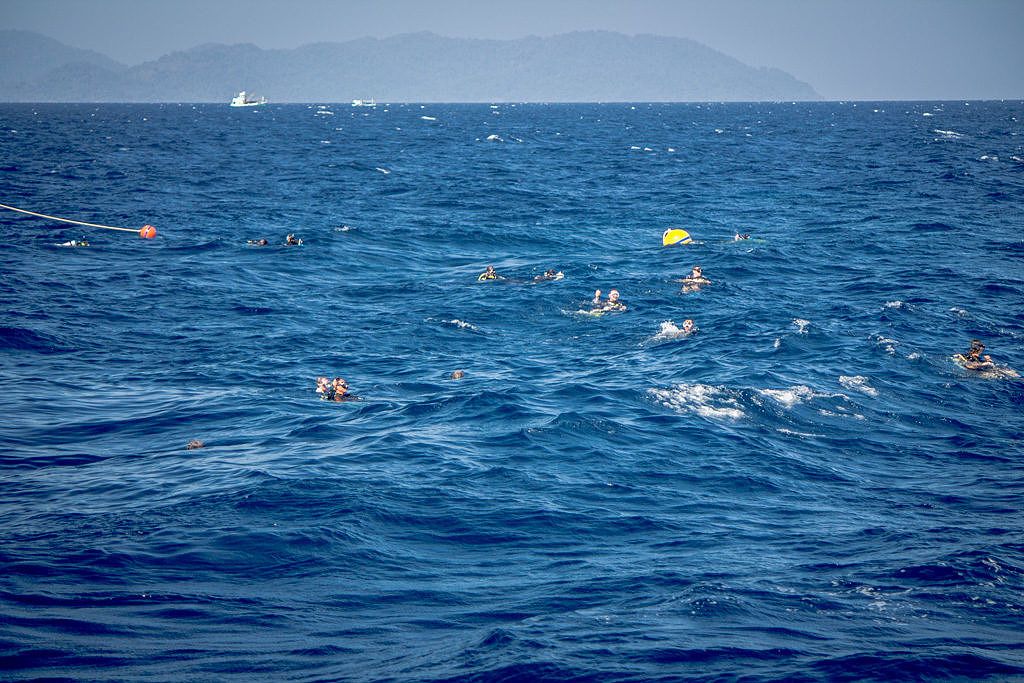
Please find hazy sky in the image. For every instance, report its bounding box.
[2,0,1022,100]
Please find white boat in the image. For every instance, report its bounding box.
[230,91,267,107]
[351,98,376,107]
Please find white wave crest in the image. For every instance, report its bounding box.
[757,385,823,408]
[883,300,904,309]
[649,384,745,420]
[839,375,879,397]
[445,319,478,331]
[933,129,964,139]
[792,318,810,334]
[875,335,899,354]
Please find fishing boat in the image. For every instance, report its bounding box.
[230,91,268,107]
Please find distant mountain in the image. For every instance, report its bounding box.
[0,30,820,102]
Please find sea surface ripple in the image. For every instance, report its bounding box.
[1,101,1023,681]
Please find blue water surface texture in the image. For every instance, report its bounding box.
[1,101,1023,682]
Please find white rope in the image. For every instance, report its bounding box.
[0,202,138,232]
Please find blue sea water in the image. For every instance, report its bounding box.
[1,101,1023,681]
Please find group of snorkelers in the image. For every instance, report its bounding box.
[311,234,1004,403]
[316,376,354,401]
[248,234,303,247]
[478,265,564,283]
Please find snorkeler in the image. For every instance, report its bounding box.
[285,234,303,246]
[316,376,330,397]
[330,377,350,400]
[478,265,503,281]
[681,319,695,335]
[247,238,270,246]
[592,289,627,312]
[958,339,996,371]
[59,238,90,247]
[678,265,711,285]
[533,268,564,282]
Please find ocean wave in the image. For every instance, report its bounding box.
[839,375,879,396]
[649,383,745,420]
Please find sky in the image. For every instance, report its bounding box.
[2,0,1022,100]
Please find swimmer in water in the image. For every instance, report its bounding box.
[285,234,302,246]
[592,288,627,312]
[186,439,205,450]
[681,319,695,335]
[450,369,465,380]
[330,377,351,401]
[533,268,564,282]
[248,238,270,246]
[734,233,751,241]
[59,238,90,247]
[678,265,711,284]
[316,376,330,397]
[478,265,503,281]
[678,265,711,293]
[958,339,995,371]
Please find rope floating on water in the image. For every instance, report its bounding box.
[0,202,157,238]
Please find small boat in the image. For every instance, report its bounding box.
[351,98,376,107]
[230,91,268,107]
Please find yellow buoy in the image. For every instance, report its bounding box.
[662,228,692,246]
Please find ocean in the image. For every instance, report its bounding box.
[1,101,1022,681]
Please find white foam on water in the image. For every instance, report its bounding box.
[757,385,822,408]
[922,112,934,117]
[777,428,823,438]
[792,318,810,334]
[819,408,866,420]
[933,129,964,139]
[667,147,676,152]
[420,116,437,121]
[649,384,745,420]
[485,134,503,142]
[773,337,782,349]
[839,375,879,397]
[883,300,904,309]
[979,155,999,161]
[950,307,969,317]
[375,167,391,175]
[875,335,899,354]
[445,319,478,331]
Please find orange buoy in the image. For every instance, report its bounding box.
[139,225,157,239]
